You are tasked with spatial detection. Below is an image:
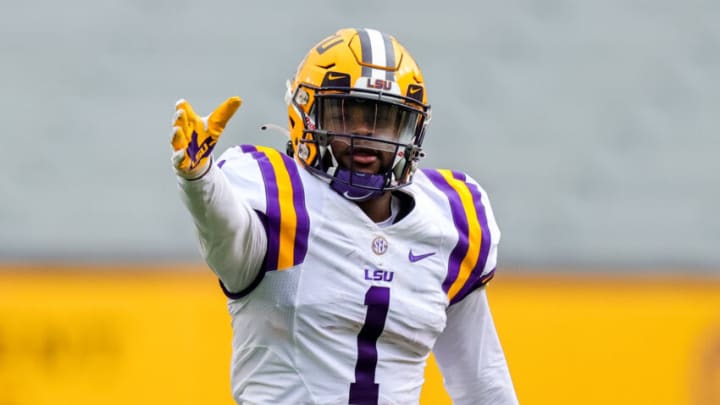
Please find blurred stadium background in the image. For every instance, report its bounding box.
[1,1,718,404]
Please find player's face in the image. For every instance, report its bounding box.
[320,98,406,174]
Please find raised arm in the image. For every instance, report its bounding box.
[170,97,267,293]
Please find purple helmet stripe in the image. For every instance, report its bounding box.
[358,28,395,81]
[357,29,373,78]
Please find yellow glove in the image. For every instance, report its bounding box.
[171,96,242,179]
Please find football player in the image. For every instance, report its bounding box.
[171,28,518,405]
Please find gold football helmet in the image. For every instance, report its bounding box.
[286,28,431,200]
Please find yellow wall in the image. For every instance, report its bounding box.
[1,265,718,405]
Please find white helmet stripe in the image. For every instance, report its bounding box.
[366,29,386,79]
[359,28,395,81]
[381,32,396,80]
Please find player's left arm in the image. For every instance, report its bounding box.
[432,177,518,404]
[432,287,518,405]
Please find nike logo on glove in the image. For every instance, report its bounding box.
[408,250,436,262]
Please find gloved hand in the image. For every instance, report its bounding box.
[171,96,242,179]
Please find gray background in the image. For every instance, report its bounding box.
[1,0,718,271]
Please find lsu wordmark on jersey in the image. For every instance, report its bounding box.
[214,145,499,405]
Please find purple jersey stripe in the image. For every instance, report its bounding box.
[448,171,494,304]
[239,144,309,271]
[241,145,281,271]
[422,169,470,295]
[279,153,310,265]
[239,144,257,153]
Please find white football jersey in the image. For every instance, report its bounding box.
[180,145,509,405]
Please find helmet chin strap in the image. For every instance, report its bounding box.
[325,142,392,202]
[330,168,386,202]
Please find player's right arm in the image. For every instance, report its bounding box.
[171,97,267,293]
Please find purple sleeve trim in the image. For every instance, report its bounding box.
[448,268,496,306]
[239,144,310,271]
[421,169,495,304]
[422,169,470,294]
[449,171,493,305]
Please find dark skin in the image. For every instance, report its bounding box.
[330,139,394,222]
[324,100,402,223]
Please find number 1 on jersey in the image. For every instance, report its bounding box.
[349,286,390,404]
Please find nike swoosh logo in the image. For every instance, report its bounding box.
[408,250,436,262]
[408,87,422,95]
[327,73,346,81]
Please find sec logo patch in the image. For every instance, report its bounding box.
[371,236,388,255]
